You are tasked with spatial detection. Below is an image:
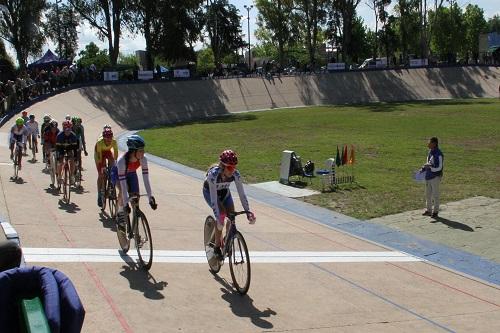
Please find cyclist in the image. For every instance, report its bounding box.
[72,117,88,157]
[25,114,39,160]
[40,114,51,145]
[55,120,78,187]
[9,118,29,170]
[94,127,118,207]
[21,111,29,124]
[43,120,59,169]
[113,135,157,228]
[203,149,256,260]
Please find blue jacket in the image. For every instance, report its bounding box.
[425,147,444,180]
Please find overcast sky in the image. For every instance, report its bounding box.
[13,0,500,63]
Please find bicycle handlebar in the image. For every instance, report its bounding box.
[227,211,251,220]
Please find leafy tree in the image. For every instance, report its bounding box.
[0,39,15,80]
[76,42,109,69]
[45,1,80,61]
[295,0,328,68]
[349,16,371,63]
[463,4,487,63]
[394,0,421,61]
[118,53,138,66]
[196,47,215,75]
[69,0,130,66]
[0,0,46,70]
[204,0,244,71]
[428,2,463,63]
[255,0,297,67]
[332,0,362,64]
[487,15,500,33]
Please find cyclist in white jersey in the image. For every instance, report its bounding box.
[25,114,40,158]
[203,149,256,260]
[112,135,157,227]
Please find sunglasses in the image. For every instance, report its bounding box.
[225,165,236,172]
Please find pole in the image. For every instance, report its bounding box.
[244,5,253,71]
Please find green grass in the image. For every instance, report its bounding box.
[139,99,500,220]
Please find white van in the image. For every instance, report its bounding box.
[359,57,387,69]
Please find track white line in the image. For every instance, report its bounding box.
[22,248,422,264]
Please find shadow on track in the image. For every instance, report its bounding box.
[212,274,276,329]
[58,200,80,213]
[430,216,474,232]
[119,261,168,300]
[99,211,116,231]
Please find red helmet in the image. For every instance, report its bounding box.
[62,120,72,129]
[219,149,238,166]
[102,128,113,139]
[22,111,28,116]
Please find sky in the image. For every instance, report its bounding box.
[10,0,500,64]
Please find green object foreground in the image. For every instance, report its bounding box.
[21,297,50,333]
[140,99,500,219]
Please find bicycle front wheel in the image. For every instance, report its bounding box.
[204,216,221,273]
[229,231,251,295]
[49,153,56,186]
[135,210,153,270]
[63,164,70,203]
[107,182,117,218]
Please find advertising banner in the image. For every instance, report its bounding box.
[103,72,119,81]
[327,63,346,71]
[409,59,428,67]
[138,70,154,80]
[174,69,190,78]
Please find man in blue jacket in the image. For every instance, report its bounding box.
[422,137,444,218]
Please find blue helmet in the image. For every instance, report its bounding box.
[126,135,145,151]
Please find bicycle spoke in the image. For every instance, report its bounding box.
[204,216,221,273]
[229,231,251,295]
[135,211,153,270]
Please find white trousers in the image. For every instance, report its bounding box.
[425,176,441,213]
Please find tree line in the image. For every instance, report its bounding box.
[0,0,498,72]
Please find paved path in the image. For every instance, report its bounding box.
[1,91,499,332]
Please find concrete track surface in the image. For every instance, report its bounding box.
[1,68,500,332]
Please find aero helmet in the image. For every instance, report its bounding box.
[15,117,24,126]
[29,114,35,119]
[219,149,238,166]
[126,135,145,151]
[102,128,113,139]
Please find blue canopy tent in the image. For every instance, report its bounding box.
[28,49,71,69]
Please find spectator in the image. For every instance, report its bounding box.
[421,137,444,218]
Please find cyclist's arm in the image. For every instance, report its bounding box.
[94,142,102,164]
[117,157,129,206]
[140,156,153,200]
[233,170,250,212]
[112,140,118,160]
[80,126,87,150]
[207,170,222,224]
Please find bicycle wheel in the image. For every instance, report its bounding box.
[74,160,82,188]
[107,182,117,218]
[49,153,56,186]
[135,210,153,270]
[204,216,221,273]
[229,231,251,295]
[101,172,108,212]
[117,215,130,253]
[63,164,70,203]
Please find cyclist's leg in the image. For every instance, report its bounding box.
[96,160,104,206]
[222,193,235,240]
[56,152,64,183]
[33,134,38,153]
[9,139,14,159]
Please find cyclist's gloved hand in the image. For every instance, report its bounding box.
[84,150,88,156]
[149,196,157,210]
[246,211,256,224]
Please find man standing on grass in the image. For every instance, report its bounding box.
[422,137,444,218]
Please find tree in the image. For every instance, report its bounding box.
[0,0,46,70]
[463,4,486,63]
[76,42,109,69]
[118,53,137,66]
[69,0,130,66]
[196,47,215,75]
[428,2,463,63]
[295,0,328,68]
[255,0,297,67]
[204,0,244,71]
[333,0,362,64]
[45,1,80,61]
[395,0,421,61]
[487,15,500,33]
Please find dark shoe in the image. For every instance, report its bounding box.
[213,246,223,261]
[431,212,439,218]
[97,194,103,207]
[422,211,432,216]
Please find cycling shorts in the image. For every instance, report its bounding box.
[96,150,114,172]
[202,187,234,210]
[112,170,139,195]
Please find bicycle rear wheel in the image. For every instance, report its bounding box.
[49,153,56,186]
[204,216,221,273]
[63,164,70,203]
[74,159,82,188]
[229,231,251,295]
[135,210,153,270]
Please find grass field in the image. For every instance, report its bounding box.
[140,99,500,220]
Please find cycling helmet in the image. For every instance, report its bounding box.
[102,128,113,139]
[50,120,58,127]
[43,114,51,122]
[22,111,27,116]
[29,114,35,119]
[103,124,111,130]
[65,114,71,121]
[71,116,78,123]
[15,117,24,126]
[62,120,72,129]
[219,149,238,166]
[126,135,146,151]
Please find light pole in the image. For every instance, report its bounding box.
[243,5,253,72]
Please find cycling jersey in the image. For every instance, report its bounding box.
[73,125,86,150]
[56,131,78,156]
[203,166,250,224]
[25,120,39,136]
[115,152,152,206]
[43,128,60,146]
[9,125,29,144]
[94,137,118,164]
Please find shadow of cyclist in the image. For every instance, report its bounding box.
[119,261,168,300]
[99,211,116,231]
[58,200,80,213]
[430,216,474,232]
[213,274,276,329]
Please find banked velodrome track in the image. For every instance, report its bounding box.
[1,67,499,332]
